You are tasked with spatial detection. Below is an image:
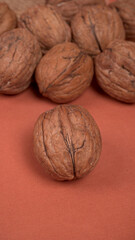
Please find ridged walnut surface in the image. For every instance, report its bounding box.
[33,105,102,181]
[18,4,71,53]
[0,2,17,35]
[109,0,135,41]
[71,4,125,56]
[47,0,105,22]
[0,28,42,94]
[95,40,135,103]
[35,42,94,103]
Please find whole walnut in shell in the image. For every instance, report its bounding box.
[0,2,17,35]
[35,42,94,103]
[109,0,135,41]
[0,28,42,94]
[47,0,105,22]
[71,4,125,56]
[95,40,135,103]
[33,105,102,181]
[18,4,71,53]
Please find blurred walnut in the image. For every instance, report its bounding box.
[1,0,46,17]
[71,4,125,56]
[0,28,42,95]
[47,0,105,22]
[35,42,94,103]
[33,104,102,181]
[95,40,135,103]
[0,2,17,35]
[109,0,135,41]
[18,4,71,53]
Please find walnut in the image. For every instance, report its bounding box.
[95,40,135,103]
[18,4,71,53]
[47,0,105,22]
[109,0,135,41]
[0,2,17,35]
[0,28,42,95]
[33,104,102,181]
[35,42,94,103]
[71,4,125,56]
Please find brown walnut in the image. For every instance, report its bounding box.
[109,0,135,41]
[33,105,102,181]
[95,40,135,103]
[47,0,105,22]
[71,4,125,56]
[18,4,71,53]
[0,2,17,35]
[0,28,42,95]
[35,42,94,103]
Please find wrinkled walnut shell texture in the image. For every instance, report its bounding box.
[19,4,71,53]
[0,2,17,35]
[47,0,105,22]
[71,5,125,56]
[110,0,135,41]
[33,105,102,181]
[0,28,42,94]
[35,42,94,103]
[95,40,135,103]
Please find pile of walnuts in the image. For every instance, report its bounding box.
[0,0,135,180]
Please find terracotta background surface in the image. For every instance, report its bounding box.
[0,0,135,240]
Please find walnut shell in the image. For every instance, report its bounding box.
[71,4,125,56]
[35,42,94,103]
[0,28,42,95]
[18,4,71,53]
[33,105,102,181]
[109,0,135,41]
[95,40,135,103]
[47,0,105,22]
[0,2,17,35]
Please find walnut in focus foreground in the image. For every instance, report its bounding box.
[35,42,94,103]
[19,4,71,53]
[0,2,17,35]
[47,0,105,22]
[33,105,102,181]
[95,40,135,103]
[0,28,42,94]
[109,0,135,41]
[71,4,125,56]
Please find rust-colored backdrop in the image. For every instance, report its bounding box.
[0,0,135,240]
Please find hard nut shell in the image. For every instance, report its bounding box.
[19,4,71,53]
[95,39,135,103]
[0,2,17,35]
[33,104,102,181]
[109,0,135,41]
[0,28,42,94]
[35,42,94,103]
[71,4,125,56]
[47,0,105,22]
